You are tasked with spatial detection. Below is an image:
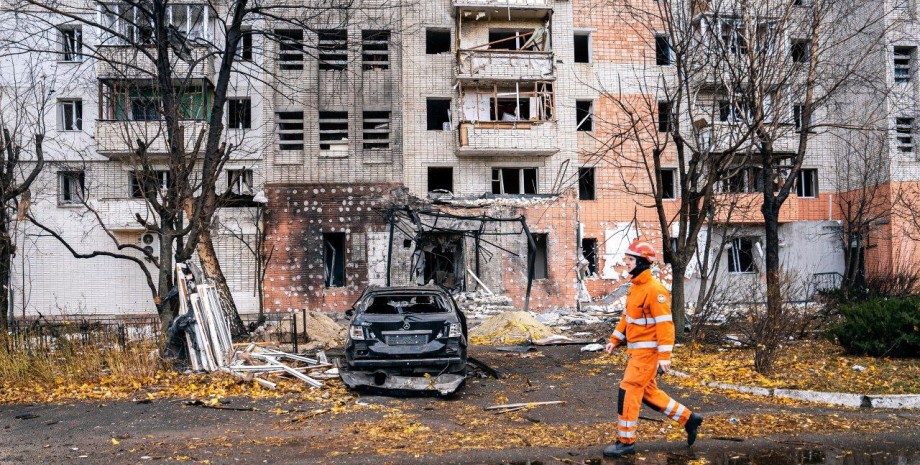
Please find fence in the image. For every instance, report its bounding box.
[5,314,162,353]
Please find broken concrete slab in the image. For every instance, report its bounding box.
[864,394,920,409]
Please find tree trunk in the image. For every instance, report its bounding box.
[158,235,176,333]
[0,217,11,334]
[196,231,246,338]
[670,262,687,342]
[756,199,783,374]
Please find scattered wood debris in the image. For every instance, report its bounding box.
[485,400,566,414]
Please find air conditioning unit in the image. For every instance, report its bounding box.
[140,232,160,260]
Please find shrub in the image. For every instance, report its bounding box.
[829,296,920,357]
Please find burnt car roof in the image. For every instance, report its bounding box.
[360,285,452,296]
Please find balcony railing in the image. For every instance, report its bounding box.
[457,50,554,81]
[96,120,209,156]
[457,120,559,157]
[96,45,216,81]
[96,199,154,231]
[454,0,552,8]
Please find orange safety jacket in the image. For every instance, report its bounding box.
[608,269,675,361]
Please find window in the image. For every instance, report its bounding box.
[581,238,598,276]
[491,97,529,121]
[574,32,591,63]
[59,26,83,61]
[276,111,304,151]
[59,100,82,131]
[488,30,521,50]
[427,98,451,130]
[576,100,593,131]
[531,233,549,279]
[661,168,677,199]
[228,99,251,129]
[428,167,453,192]
[796,169,818,198]
[657,101,672,132]
[228,169,253,195]
[655,34,672,65]
[578,167,595,200]
[492,168,537,195]
[718,20,747,55]
[727,237,757,273]
[792,0,813,6]
[276,29,303,70]
[319,111,348,151]
[793,104,808,131]
[719,100,752,123]
[894,46,916,84]
[236,29,253,61]
[323,233,346,287]
[169,4,206,40]
[896,117,914,154]
[362,30,390,70]
[791,39,810,63]
[59,171,84,205]
[130,171,171,199]
[426,28,451,54]
[318,29,348,70]
[720,167,763,193]
[362,111,390,149]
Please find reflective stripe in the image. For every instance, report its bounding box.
[618,430,636,438]
[626,316,655,325]
[658,345,674,353]
[612,330,626,340]
[663,399,677,416]
[627,341,659,349]
[618,420,638,428]
[654,315,673,323]
[672,405,686,421]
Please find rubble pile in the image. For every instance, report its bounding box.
[455,291,516,324]
[300,311,347,350]
[469,311,558,345]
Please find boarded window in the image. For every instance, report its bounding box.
[323,233,346,287]
[728,237,756,273]
[318,29,348,70]
[362,30,390,70]
[228,99,251,129]
[428,167,453,192]
[655,34,671,65]
[581,238,598,276]
[362,111,390,149]
[531,233,549,279]
[492,168,537,194]
[661,168,677,199]
[576,100,593,131]
[427,98,451,130]
[276,111,304,150]
[426,28,451,54]
[319,111,348,151]
[579,167,595,200]
[574,32,590,63]
[796,168,818,198]
[276,29,303,70]
[59,171,85,204]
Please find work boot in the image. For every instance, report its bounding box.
[603,441,636,457]
[685,413,704,446]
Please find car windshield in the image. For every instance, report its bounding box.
[364,295,448,314]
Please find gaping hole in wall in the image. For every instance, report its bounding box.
[418,234,464,289]
[428,167,453,193]
[578,167,595,200]
[426,28,451,54]
[427,98,451,130]
[323,232,346,287]
[573,32,590,63]
[581,238,598,276]
[531,233,548,279]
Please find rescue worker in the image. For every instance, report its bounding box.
[603,241,703,457]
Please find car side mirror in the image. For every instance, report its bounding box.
[345,308,355,318]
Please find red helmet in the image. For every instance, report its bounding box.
[625,241,657,261]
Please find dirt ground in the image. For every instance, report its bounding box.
[1,345,919,465]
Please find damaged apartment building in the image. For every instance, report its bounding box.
[3,0,919,319]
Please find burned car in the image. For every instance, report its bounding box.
[339,285,468,394]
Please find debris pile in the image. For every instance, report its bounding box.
[469,311,558,345]
[222,343,333,390]
[300,311,347,350]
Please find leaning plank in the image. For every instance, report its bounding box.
[261,349,319,365]
[485,401,566,411]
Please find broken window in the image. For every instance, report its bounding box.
[718,99,752,124]
[661,168,677,199]
[720,167,762,193]
[896,117,914,154]
[657,101,672,132]
[655,34,671,65]
[130,170,171,199]
[492,168,537,195]
[579,167,595,200]
[323,233,346,287]
[427,98,451,130]
[318,29,348,70]
[718,19,747,55]
[796,168,818,198]
[531,233,549,279]
[276,111,304,151]
[428,167,453,193]
[362,111,390,150]
[365,295,449,314]
[228,99,251,129]
[319,111,348,151]
[894,46,916,84]
[59,171,85,205]
[793,104,809,132]
[791,39,810,63]
[59,99,82,131]
[488,30,522,50]
[576,100,593,131]
[491,97,530,121]
[426,28,451,54]
[236,28,253,61]
[581,238,598,276]
[362,30,390,70]
[727,237,757,273]
[574,32,590,63]
[228,169,253,195]
[275,29,303,70]
[59,26,83,61]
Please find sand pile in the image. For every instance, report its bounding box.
[303,311,347,349]
[469,311,558,345]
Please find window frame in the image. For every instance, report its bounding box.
[361,29,391,70]
[227,98,252,129]
[531,233,549,280]
[896,117,915,154]
[58,99,83,131]
[58,26,83,62]
[657,100,672,132]
[426,98,452,131]
[58,171,85,205]
[796,168,818,198]
[491,167,538,195]
[660,168,678,200]
[578,167,596,200]
[573,31,591,63]
[427,167,454,193]
[129,170,171,199]
[576,99,594,132]
[791,39,811,63]
[425,28,452,55]
[319,111,349,151]
[227,169,254,195]
[655,34,672,66]
[894,46,916,84]
[276,110,305,151]
[362,110,391,150]
[727,237,758,274]
[323,232,347,288]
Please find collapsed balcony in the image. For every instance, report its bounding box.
[456,81,558,157]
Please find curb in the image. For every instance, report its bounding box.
[669,370,920,410]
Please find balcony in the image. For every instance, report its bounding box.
[96,199,153,232]
[457,121,559,157]
[95,120,209,157]
[457,50,554,81]
[454,0,551,8]
[454,0,552,20]
[96,45,216,82]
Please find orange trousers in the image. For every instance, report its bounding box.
[617,351,692,444]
